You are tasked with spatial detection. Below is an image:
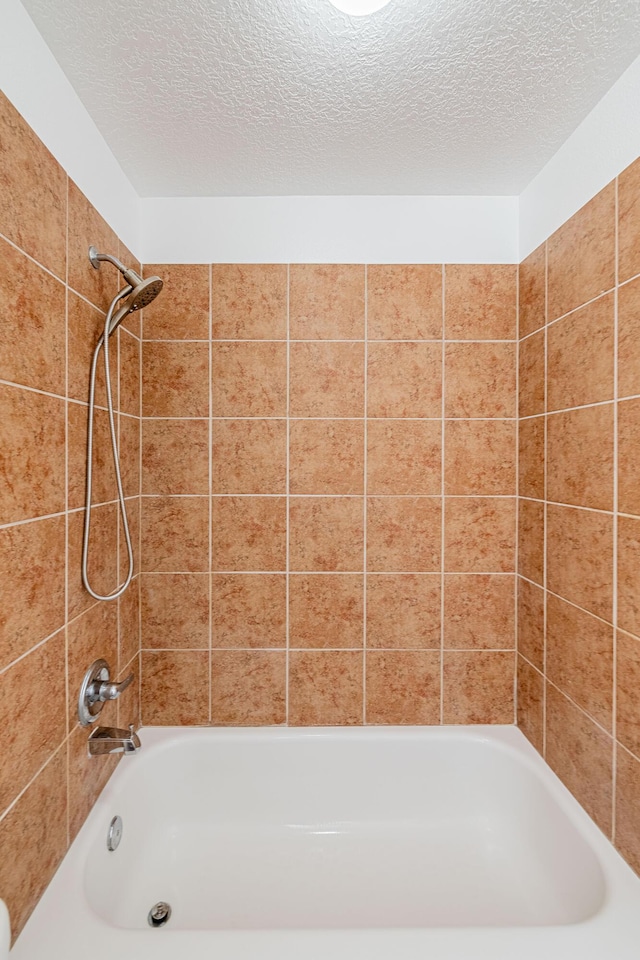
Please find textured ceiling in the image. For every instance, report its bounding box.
[19,0,640,196]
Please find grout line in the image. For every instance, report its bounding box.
[363,265,368,724]
[612,175,620,841]
[150,337,519,344]
[514,261,520,726]
[285,265,290,726]
[440,264,446,725]
[64,178,71,848]
[542,238,549,758]
[144,569,517,577]
[0,737,69,828]
[207,263,213,724]
[140,646,517,653]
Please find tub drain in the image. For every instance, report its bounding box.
[148,902,172,928]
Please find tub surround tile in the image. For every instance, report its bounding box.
[213,418,286,495]
[212,264,287,340]
[67,722,119,844]
[546,404,614,511]
[443,574,515,650]
[212,497,286,572]
[118,577,141,668]
[444,419,515,496]
[517,657,544,753]
[366,651,441,724]
[67,402,116,510]
[366,574,441,649]
[67,292,108,407]
[547,293,614,411]
[547,504,613,622]
[289,651,363,725]
[145,263,210,340]
[618,157,640,285]
[141,573,210,649]
[0,91,66,279]
[119,414,141,500]
[212,341,287,417]
[547,183,615,321]
[518,415,544,500]
[67,503,119,619]
[141,650,210,724]
[117,651,141,730]
[368,341,441,418]
[517,577,545,671]
[289,574,364,649]
[211,574,286,648]
[367,264,442,340]
[616,630,640,759]
[143,418,209,495]
[118,329,140,418]
[545,684,613,835]
[290,419,364,495]
[618,516,640,639]
[289,264,364,340]
[517,498,544,585]
[117,240,142,337]
[445,498,515,573]
[0,237,66,395]
[615,746,640,875]
[290,497,364,572]
[67,602,119,728]
[367,497,441,572]
[68,179,119,309]
[211,650,286,724]
[142,341,209,418]
[290,341,364,418]
[518,243,546,339]
[445,342,515,418]
[368,420,441,495]
[443,651,514,723]
[119,496,140,582]
[518,329,545,418]
[444,264,517,340]
[618,398,640,516]
[618,276,640,400]
[142,497,209,572]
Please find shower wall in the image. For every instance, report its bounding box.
[517,157,640,873]
[0,92,141,941]
[139,263,518,725]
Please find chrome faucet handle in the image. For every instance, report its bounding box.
[79,659,136,725]
[96,672,133,702]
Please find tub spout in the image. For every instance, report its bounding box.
[88,724,141,756]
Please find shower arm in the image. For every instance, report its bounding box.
[89,245,143,289]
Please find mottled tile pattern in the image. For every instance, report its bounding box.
[367,264,442,340]
[290,264,364,340]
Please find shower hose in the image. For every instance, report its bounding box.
[82,286,134,601]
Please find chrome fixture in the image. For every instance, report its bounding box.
[148,902,172,928]
[88,725,141,757]
[78,658,134,725]
[82,247,163,602]
[107,815,124,852]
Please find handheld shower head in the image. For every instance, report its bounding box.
[108,276,163,335]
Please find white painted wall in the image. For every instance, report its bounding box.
[0,0,140,254]
[519,52,640,260]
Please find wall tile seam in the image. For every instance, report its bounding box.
[544,285,617,329]
[144,337,519,345]
[611,174,620,840]
[142,646,517,653]
[0,230,69,289]
[544,675,618,747]
[0,380,139,413]
[144,569,518,576]
[0,736,68,828]
[514,262,520,724]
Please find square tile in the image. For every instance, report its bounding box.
[368,342,441,417]
[547,404,614,511]
[289,650,363,725]
[118,329,140,417]
[445,498,515,573]
[141,650,209,724]
[443,651,514,723]
[144,263,209,339]
[547,293,614,410]
[67,602,118,729]
[619,398,640,516]
[68,503,118,619]
[367,497,441,572]
[617,629,640,758]
[141,573,210,649]
[618,515,640,638]
[68,718,118,844]
[547,504,613,621]
[518,329,545,418]
[615,746,640,875]
[367,420,441,495]
[367,264,442,340]
[366,651,440,724]
[211,496,286,571]
[445,342,515,418]
[289,574,364,648]
[118,578,140,668]
[211,574,286,648]
[68,179,118,309]
[518,498,544,585]
[290,420,364,494]
[211,650,286,724]
[444,420,515,495]
[290,264,364,339]
[518,243,546,338]
[212,264,287,339]
[67,291,109,406]
[212,419,287,494]
[290,342,364,417]
[212,341,287,417]
[517,656,544,753]
[618,157,640,284]
[443,574,515,649]
[518,415,544,500]
[517,577,544,671]
[618,276,640,400]
[290,497,364,572]
[142,497,209,572]
[445,264,516,340]
[143,419,209,495]
[142,341,209,417]
[366,574,441,649]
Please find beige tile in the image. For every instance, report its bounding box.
[445,498,515,573]
[118,577,140,668]
[518,329,545,418]
[547,182,615,321]
[367,497,441,572]
[118,328,140,417]
[443,574,515,649]
[547,404,614,511]
[68,179,118,309]
[517,577,544,671]
[444,420,515,496]
[367,264,442,340]
[67,601,118,729]
[616,746,640,875]
[368,420,441,495]
[119,496,139,583]
[545,683,612,834]
[141,650,210,724]
[67,401,116,510]
[212,496,286,571]
[547,504,613,621]
[618,157,640,284]
[547,292,614,410]
[0,92,66,279]
[68,502,119,619]
[142,418,209,495]
[290,342,364,417]
[144,263,210,339]
[518,416,544,500]
[211,650,286,724]
[618,277,640,400]
[289,650,363,725]
[0,748,67,943]
[290,419,364,495]
[619,398,640,516]
[366,574,441,649]
[368,342,441,417]
[0,630,66,812]
[290,497,363,572]
[518,243,546,339]
[67,722,118,843]
[117,651,141,730]
[616,630,640,759]
[290,264,364,339]
[443,651,514,723]
[211,574,286,648]
[67,291,108,406]
[0,237,66,395]
[0,515,65,671]
[445,342,515,418]
[213,419,286,495]
[0,383,65,524]
[212,341,287,417]
[518,498,544,585]
[289,574,364,648]
[141,573,210,649]
[366,651,441,724]
[212,264,287,339]
[142,341,209,417]
[546,593,613,729]
[445,264,516,340]
[142,497,209,572]
[618,516,640,638]
[517,656,544,753]
[119,413,140,500]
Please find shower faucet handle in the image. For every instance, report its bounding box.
[95,672,134,702]
[78,659,135,725]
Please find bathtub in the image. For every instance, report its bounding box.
[12,725,640,959]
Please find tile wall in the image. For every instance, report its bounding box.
[140,262,519,725]
[517,156,640,874]
[0,92,141,940]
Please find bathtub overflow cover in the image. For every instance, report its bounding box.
[148,902,172,928]
[107,815,123,852]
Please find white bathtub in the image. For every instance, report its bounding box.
[12,726,640,959]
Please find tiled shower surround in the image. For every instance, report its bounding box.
[139,262,518,726]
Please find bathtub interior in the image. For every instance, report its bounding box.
[83,729,605,931]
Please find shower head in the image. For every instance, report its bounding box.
[108,276,163,335]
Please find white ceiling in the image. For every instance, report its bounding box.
[19,0,640,197]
